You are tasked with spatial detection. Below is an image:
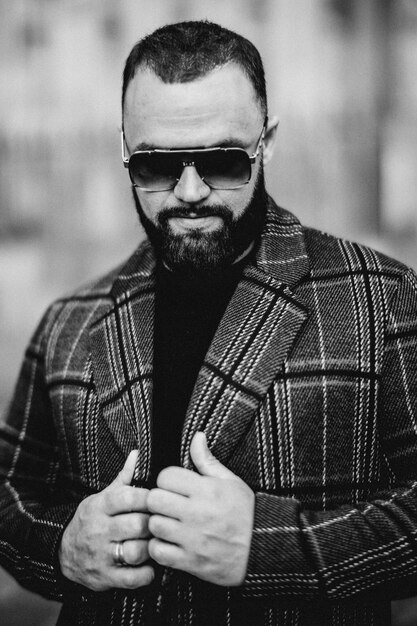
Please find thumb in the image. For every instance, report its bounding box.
[113,449,139,486]
[190,432,235,479]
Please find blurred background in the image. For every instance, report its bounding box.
[0,0,416,624]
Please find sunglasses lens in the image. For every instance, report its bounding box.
[198,149,251,189]
[129,152,181,191]
[128,148,252,191]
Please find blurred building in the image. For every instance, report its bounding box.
[0,1,416,624]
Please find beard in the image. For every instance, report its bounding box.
[132,166,268,275]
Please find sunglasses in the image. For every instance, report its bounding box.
[121,122,267,192]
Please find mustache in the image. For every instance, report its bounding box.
[158,204,233,223]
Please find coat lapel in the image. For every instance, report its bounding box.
[88,243,156,486]
[88,199,311,480]
[181,200,311,468]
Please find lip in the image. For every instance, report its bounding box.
[169,215,223,231]
[173,212,218,219]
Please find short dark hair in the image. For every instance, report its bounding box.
[122,20,267,118]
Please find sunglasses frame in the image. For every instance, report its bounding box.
[121,120,268,192]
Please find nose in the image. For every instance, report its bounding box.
[173,164,211,204]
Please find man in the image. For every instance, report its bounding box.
[1,20,417,626]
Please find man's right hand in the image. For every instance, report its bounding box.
[58,450,154,591]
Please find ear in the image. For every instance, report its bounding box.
[262,115,279,165]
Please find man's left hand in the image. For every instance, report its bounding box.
[147,432,255,586]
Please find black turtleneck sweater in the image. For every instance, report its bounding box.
[151,259,247,481]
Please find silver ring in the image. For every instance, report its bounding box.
[114,541,128,566]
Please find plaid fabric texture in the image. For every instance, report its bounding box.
[1,198,417,624]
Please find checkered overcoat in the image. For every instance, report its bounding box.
[1,199,417,625]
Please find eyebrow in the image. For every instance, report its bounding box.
[131,137,249,152]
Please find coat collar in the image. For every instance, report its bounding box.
[109,196,310,301]
[89,198,311,483]
[255,198,310,287]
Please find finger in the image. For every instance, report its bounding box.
[156,466,202,496]
[103,485,149,515]
[110,513,151,540]
[148,538,185,570]
[149,515,183,545]
[114,539,150,566]
[112,564,155,590]
[190,432,236,479]
[147,488,186,519]
[112,450,140,486]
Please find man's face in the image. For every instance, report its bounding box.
[123,63,269,272]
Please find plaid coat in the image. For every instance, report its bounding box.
[1,199,417,625]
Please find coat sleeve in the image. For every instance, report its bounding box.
[243,267,417,601]
[0,305,81,601]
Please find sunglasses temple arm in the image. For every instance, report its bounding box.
[250,118,279,162]
[121,130,130,167]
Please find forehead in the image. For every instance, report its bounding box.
[123,63,263,149]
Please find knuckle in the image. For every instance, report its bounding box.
[129,513,147,537]
[88,578,110,592]
[142,565,155,586]
[121,488,136,511]
[138,513,150,536]
[127,486,148,511]
[148,515,160,535]
[147,489,158,512]
[107,516,120,538]
[135,540,150,563]
[131,486,145,506]
[120,566,154,589]
[124,539,149,565]
[149,514,167,538]
[77,507,107,540]
[102,488,115,510]
[83,568,112,592]
[147,488,165,513]
[86,580,100,591]
[148,538,160,561]
[137,487,150,500]
[122,571,139,590]
[80,494,96,517]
